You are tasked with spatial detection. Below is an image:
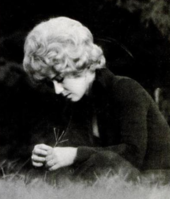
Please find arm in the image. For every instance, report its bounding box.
[76,78,150,168]
[32,79,150,170]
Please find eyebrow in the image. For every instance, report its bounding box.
[52,74,64,82]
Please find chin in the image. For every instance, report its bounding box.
[70,95,83,102]
[70,98,80,102]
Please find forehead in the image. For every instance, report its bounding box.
[41,68,84,79]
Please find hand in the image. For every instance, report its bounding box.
[45,147,77,171]
[31,144,52,167]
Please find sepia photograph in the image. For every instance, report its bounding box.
[0,0,170,198]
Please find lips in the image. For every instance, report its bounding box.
[63,93,71,98]
[66,94,72,98]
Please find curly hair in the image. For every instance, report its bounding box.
[23,17,106,81]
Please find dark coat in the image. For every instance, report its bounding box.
[60,68,170,171]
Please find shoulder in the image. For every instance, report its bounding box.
[114,76,146,96]
[96,68,147,95]
[96,68,152,106]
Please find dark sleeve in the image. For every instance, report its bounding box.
[75,78,150,169]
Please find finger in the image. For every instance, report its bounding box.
[47,148,53,156]
[45,154,53,161]
[49,164,61,171]
[38,144,52,151]
[46,159,57,167]
[33,148,48,156]
[32,161,44,167]
[31,155,46,162]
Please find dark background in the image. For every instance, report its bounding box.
[1,0,170,169]
[1,0,170,89]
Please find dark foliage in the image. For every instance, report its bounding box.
[0,60,64,167]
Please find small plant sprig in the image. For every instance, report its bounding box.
[43,128,69,183]
[53,113,73,147]
[53,127,68,147]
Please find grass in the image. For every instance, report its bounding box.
[0,161,170,199]
[1,126,170,199]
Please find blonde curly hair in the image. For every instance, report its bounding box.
[23,17,106,81]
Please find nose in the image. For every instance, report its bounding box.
[53,80,64,94]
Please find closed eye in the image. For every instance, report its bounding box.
[53,75,64,83]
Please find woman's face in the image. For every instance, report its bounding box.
[51,70,95,102]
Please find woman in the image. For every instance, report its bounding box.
[23,17,170,180]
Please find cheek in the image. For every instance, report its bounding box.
[64,79,86,94]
